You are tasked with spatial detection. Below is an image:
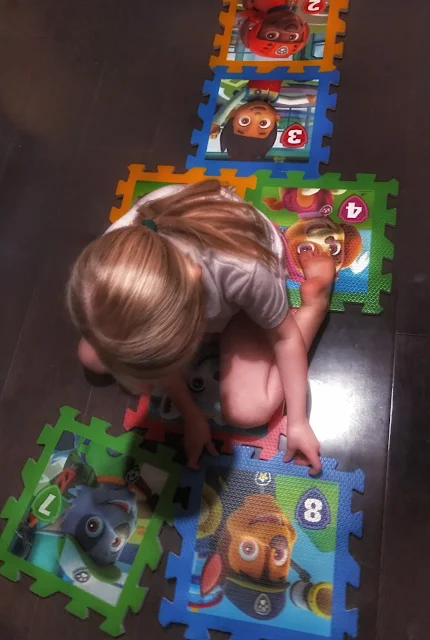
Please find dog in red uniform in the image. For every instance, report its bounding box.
[240,0,310,58]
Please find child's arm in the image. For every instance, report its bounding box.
[160,373,218,469]
[268,311,321,475]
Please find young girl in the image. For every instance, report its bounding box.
[67,180,335,474]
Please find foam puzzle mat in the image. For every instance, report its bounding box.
[110,165,397,314]
[210,0,349,73]
[124,385,286,460]
[247,171,398,313]
[109,165,257,223]
[159,447,364,639]
[186,66,338,177]
[0,407,181,637]
[123,337,288,459]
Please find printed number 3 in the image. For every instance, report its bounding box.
[288,129,304,145]
[281,123,308,148]
[304,498,322,523]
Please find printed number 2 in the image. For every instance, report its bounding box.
[302,0,327,13]
[304,497,322,523]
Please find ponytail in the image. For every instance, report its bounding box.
[135,179,278,270]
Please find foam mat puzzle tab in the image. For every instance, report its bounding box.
[159,446,364,640]
[124,396,286,460]
[109,164,257,223]
[0,406,181,637]
[211,0,349,73]
[186,66,338,178]
[247,171,398,313]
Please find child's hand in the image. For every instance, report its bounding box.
[285,419,321,475]
[184,411,218,470]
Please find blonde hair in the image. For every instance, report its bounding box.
[67,179,277,385]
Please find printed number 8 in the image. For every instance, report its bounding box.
[304,497,323,523]
[295,488,331,530]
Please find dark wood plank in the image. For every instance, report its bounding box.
[309,308,395,640]
[378,335,430,639]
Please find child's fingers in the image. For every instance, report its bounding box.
[205,440,219,457]
[294,453,310,467]
[186,450,202,470]
[283,445,296,463]
[307,449,322,476]
[187,460,201,471]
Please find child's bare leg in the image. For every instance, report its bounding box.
[78,338,108,374]
[293,251,336,351]
[220,252,335,428]
[220,313,284,428]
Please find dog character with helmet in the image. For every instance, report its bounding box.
[240,0,310,59]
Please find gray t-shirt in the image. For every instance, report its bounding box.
[108,184,288,333]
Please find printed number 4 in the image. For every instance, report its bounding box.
[345,202,363,219]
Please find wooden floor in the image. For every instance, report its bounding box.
[0,1,428,638]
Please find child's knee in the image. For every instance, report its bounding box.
[78,339,108,374]
[221,392,272,429]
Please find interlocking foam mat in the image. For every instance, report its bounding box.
[160,447,364,640]
[0,411,364,639]
[186,66,338,177]
[123,337,288,459]
[210,0,349,73]
[0,407,181,637]
[110,165,397,314]
[248,171,398,313]
[124,393,287,460]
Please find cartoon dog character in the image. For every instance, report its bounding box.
[198,492,333,619]
[154,346,226,426]
[240,0,310,59]
[61,483,138,567]
[200,494,297,619]
[264,187,347,218]
[284,217,363,283]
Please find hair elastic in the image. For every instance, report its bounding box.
[141,219,158,232]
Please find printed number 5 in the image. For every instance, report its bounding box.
[302,0,327,13]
